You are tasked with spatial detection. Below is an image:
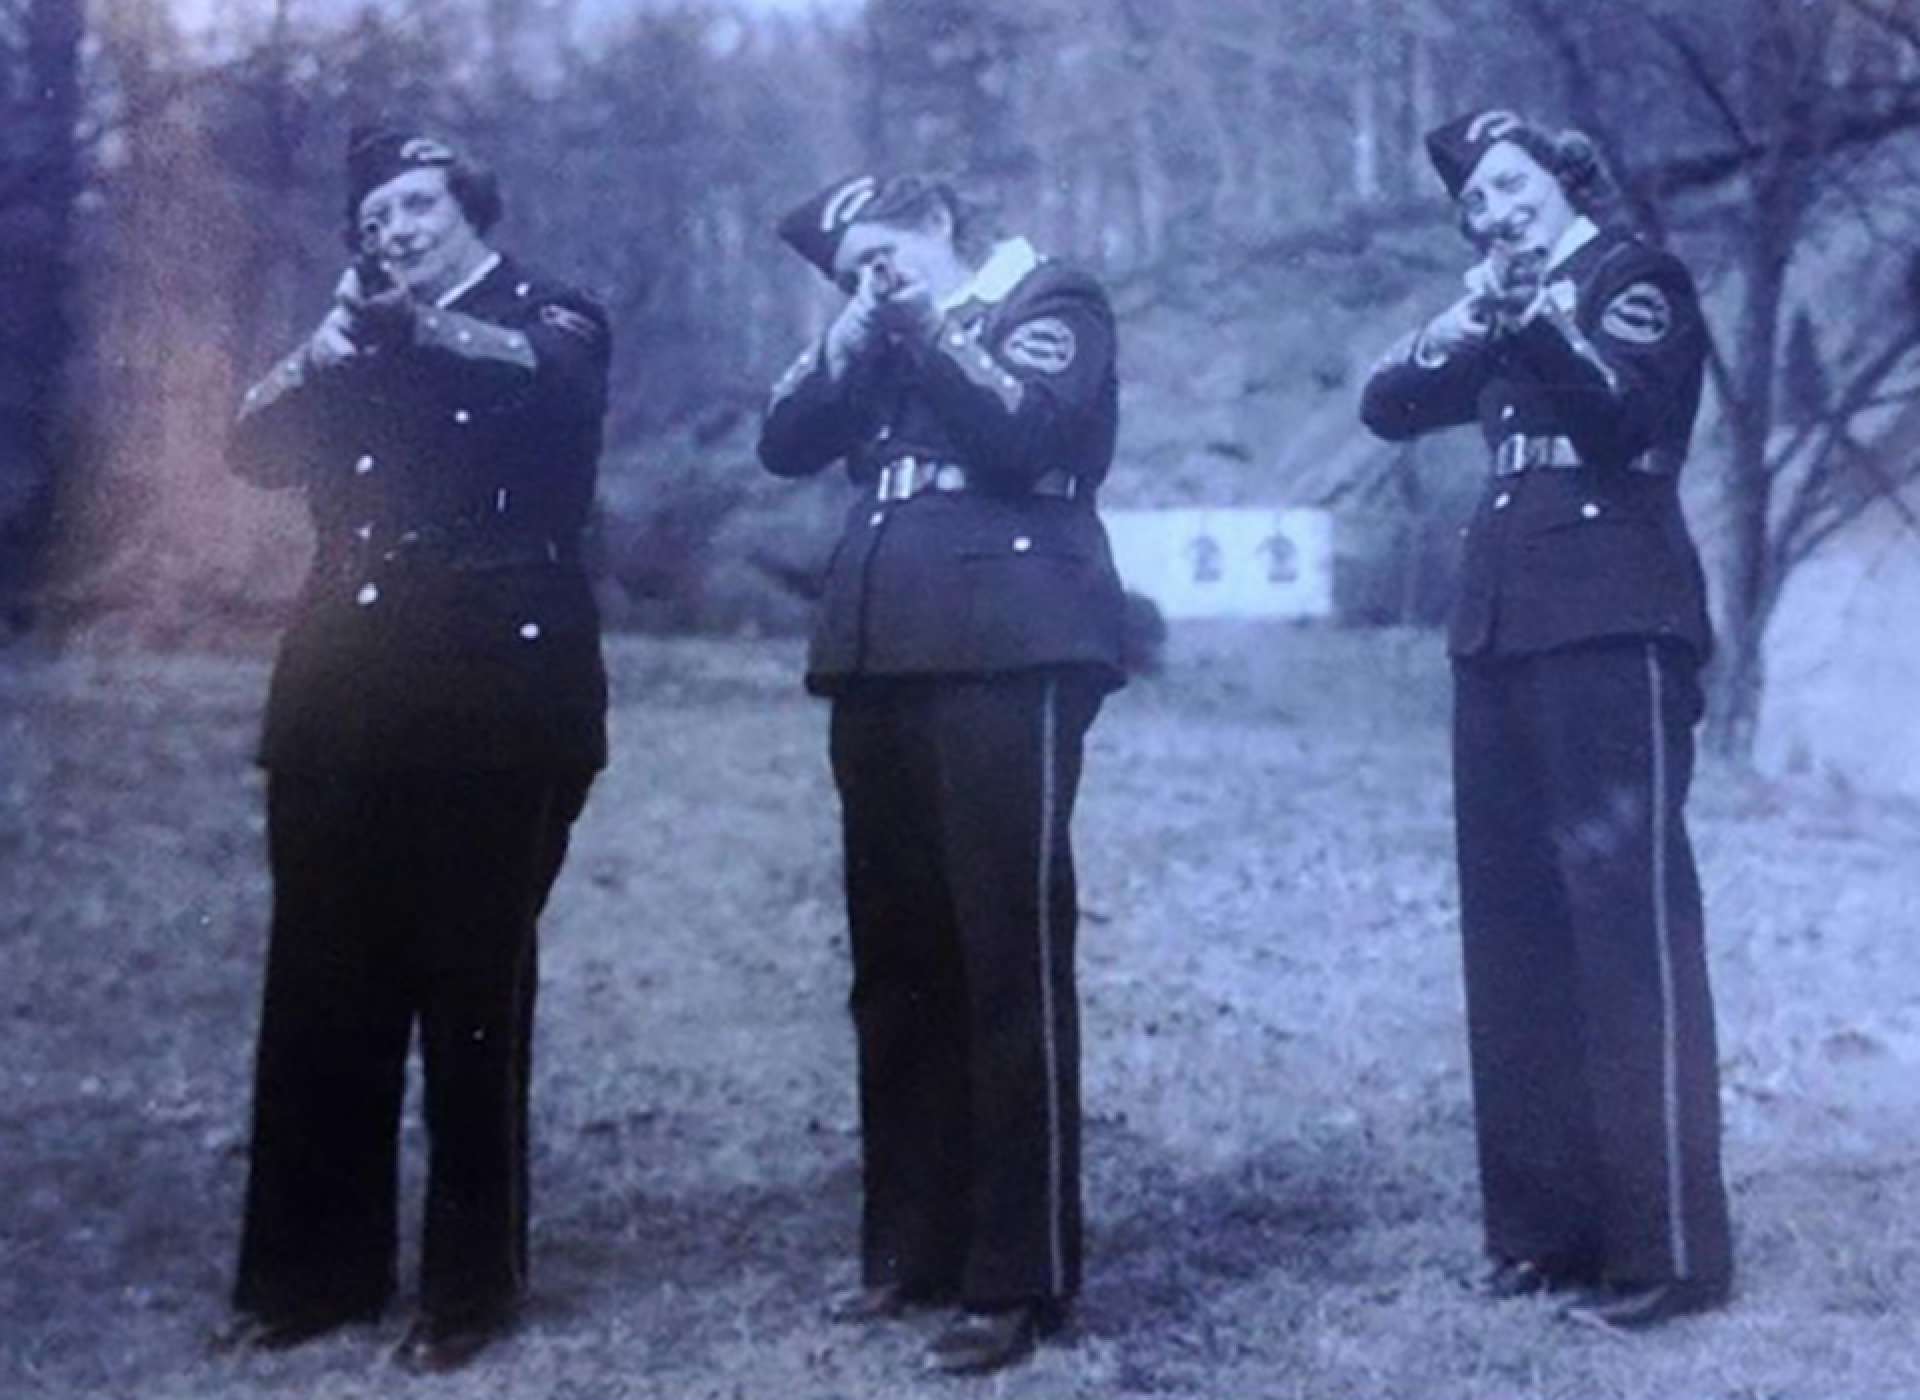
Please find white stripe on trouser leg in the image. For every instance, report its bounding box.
[1035,677,1066,1296]
[1645,643,1690,1278]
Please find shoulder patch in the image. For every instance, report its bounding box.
[540,303,603,343]
[1001,316,1078,374]
[1600,281,1673,345]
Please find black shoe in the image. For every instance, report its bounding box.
[1563,1277,1730,1331]
[1477,1258,1553,1299]
[922,1301,1066,1376]
[825,1281,948,1323]
[1475,1257,1592,1300]
[211,1304,381,1354]
[391,1310,516,1374]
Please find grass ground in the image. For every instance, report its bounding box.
[2,625,1916,1400]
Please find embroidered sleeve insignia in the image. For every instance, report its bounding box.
[1600,281,1673,345]
[540,303,603,343]
[1000,317,1078,374]
[771,343,818,403]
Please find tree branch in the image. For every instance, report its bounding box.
[1784,441,1920,572]
[1841,0,1920,56]
[1771,321,1920,479]
[1629,86,1920,199]
[1771,321,1920,567]
[1501,0,1669,237]
[1624,0,1757,155]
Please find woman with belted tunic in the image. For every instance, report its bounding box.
[759,172,1126,1375]
[1361,109,1733,1331]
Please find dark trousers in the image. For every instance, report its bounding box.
[828,670,1103,1308]
[1452,640,1731,1285]
[233,767,591,1326]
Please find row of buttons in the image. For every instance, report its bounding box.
[349,580,545,641]
[945,327,1024,405]
[863,508,1037,553]
[1491,491,1606,519]
[421,312,530,353]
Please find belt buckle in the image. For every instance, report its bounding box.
[887,455,921,501]
[1496,435,1523,476]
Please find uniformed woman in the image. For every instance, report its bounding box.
[1360,110,1733,1330]
[221,126,611,1372]
[759,173,1126,1375]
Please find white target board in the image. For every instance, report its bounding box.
[1101,507,1333,620]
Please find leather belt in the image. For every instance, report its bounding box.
[875,454,1079,502]
[371,524,576,572]
[1493,433,1675,479]
[1494,433,1583,476]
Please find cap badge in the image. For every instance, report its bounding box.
[399,136,455,163]
[1466,110,1521,144]
[821,176,877,232]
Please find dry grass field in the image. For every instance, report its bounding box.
[2,626,1916,1399]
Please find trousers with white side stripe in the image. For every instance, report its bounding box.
[1451,639,1732,1286]
[828,669,1104,1307]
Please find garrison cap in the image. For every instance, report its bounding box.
[1425,108,1527,199]
[777,173,881,277]
[347,124,459,220]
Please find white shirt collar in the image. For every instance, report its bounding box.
[1546,216,1600,275]
[435,250,502,309]
[938,237,1040,312]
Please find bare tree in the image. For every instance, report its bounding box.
[0,0,83,617]
[1505,0,1920,756]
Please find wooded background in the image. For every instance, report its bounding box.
[4,0,1920,756]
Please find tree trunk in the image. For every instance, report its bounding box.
[1705,205,1791,758]
[1351,0,1382,202]
[0,0,85,606]
[1405,19,1438,195]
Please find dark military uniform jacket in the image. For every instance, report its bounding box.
[1361,218,1713,659]
[758,239,1126,693]
[229,253,611,771]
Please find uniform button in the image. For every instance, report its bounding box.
[1493,492,1512,510]
[1501,404,1516,421]
[354,523,373,541]
[515,281,531,298]
[1012,536,1033,553]
[1581,502,1602,519]
[453,408,471,424]
[458,329,473,344]
[518,622,542,641]
[868,511,885,527]
[355,582,379,607]
[354,454,375,475]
